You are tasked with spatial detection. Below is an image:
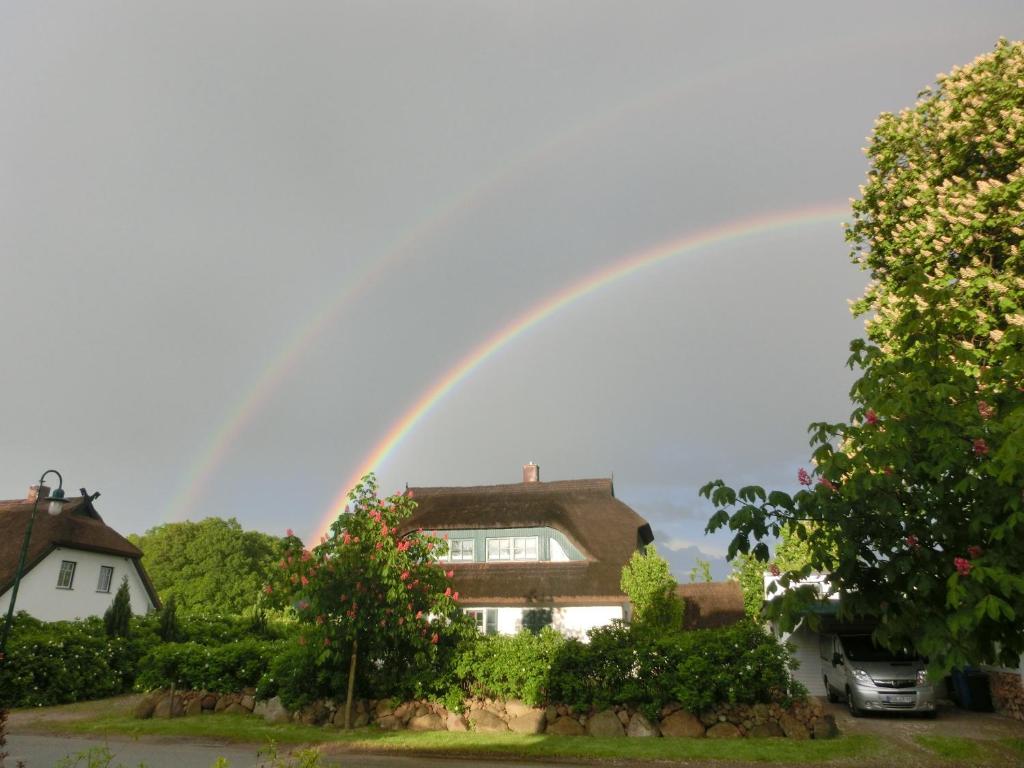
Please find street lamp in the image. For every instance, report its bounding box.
[0,469,66,664]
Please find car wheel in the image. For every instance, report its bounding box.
[825,678,839,703]
[846,687,862,717]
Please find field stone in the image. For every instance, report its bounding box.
[508,711,546,735]
[377,715,401,730]
[546,716,585,736]
[469,709,508,733]
[153,695,185,718]
[626,713,659,737]
[504,699,533,719]
[749,722,785,738]
[185,697,204,717]
[587,709,625,737]
[544,706,559,723]
[446,712,468,732]
[706,722,742,739]
[779,713,809,740]
[133,694,159,720]
[255,696,290,725]
[240,695,255,711]
[660,710,705,738]
[408,713,445,731]
[224,702,248,715]
[812,714,840,740]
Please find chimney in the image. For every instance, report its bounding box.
[28,484,50,502]
[522,462,539,483]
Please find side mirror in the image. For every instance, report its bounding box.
[832,652,842,667]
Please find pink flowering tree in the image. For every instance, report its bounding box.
[704,41,1024,675]
[272,474,468,728]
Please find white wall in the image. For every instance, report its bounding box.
[779,622,827,696]
[467,604,624,641]
[0,547,155,621]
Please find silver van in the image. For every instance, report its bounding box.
[820,633,936,717]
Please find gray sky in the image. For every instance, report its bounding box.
[2,2,1020,579]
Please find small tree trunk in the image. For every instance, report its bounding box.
[344,635,358,730]
[168,682,175,719]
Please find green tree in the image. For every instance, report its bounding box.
[275,474,466,728]
[157,593,182,642]
[103,577,133,638]
[730,554,765,620]
[620,545,683,629]
[704,40,1024,674]
[688,558,713,583]
[129,517,287,614]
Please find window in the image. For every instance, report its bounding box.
[464,608,498,635]
[486,536,538,561]
[56,560,77,589]
[97,566,114,593]
[448,539,475,562]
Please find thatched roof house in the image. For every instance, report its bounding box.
[398,465,653,638]
[0,485,159,621]
[675,581,746,629]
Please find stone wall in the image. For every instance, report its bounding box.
[989,671,1024,721]
[134,690,837,739]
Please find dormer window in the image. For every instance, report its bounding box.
[448,539,474,561]
[486,536,538,561]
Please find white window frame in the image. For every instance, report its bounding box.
[448,538,475,562]
[97,565,114,593]
[464,607,497,635]
[57,560,77,589]
[485,536,539,561]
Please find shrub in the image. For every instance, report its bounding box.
[157,594,183,642]
[257,641,347,711]
[135,638,287,692]
[453,627,565,706]
[103,578,133,638]
[548,620,803,718]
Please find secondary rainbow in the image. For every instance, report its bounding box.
[315,202,849,539]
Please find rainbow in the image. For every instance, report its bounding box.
[315,202,849,539]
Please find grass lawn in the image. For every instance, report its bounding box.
[22,709,889,765]
[914,734,1024,766]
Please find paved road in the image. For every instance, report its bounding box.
[4,734,573,768]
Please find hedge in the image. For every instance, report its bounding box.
[135,638,287,693]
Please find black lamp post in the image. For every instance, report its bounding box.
[0,470,66,664]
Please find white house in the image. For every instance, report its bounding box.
[764,572,841,696]
[396,464,655,640]
[0,485,159,621]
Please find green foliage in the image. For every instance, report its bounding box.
[453,627,565,706]
[257,639,349,711]
[129,517,288,615]
[0,615,142,707]
[730,554,766,619]
[688,558,713,583]
[704,40,1024,675]
[276,474,468,704]
[136,638,286,692]
[547,621,803,719]
[620,545,683,629]
[258,742,322,768]
[521,608,553,634]
[157,594,182,642]
[103,577,133,638]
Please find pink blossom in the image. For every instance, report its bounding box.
[769,563,780,577]
[400,571,410,581]
[431,633,439,644]
[954,557,972,577]
[865,409,878,425]
[286,528,294,537]
[300,576,309,586]
[968,545,984,559]
[381,523,389,536]
[453,592,459,601]
[978,401,995,419]
[445,570,454,578]
[342,532,351,545]
[298,599,309,611]
[263,584,273,595]
[973,438,989,456]
[415,610,423,620]
[818,476,837,492]
[301,550,311,561]
[444,587,452,597]
[797,468,812,486]
[905,534,920,549]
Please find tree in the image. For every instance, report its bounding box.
[704,39,1024,675]
[620,545,683,629]
[129,518,287,614]
[157,594,182,642]
[688,558,713,583]
[274,474,465,728]
[730,554,766,620]
[103,577,133,638]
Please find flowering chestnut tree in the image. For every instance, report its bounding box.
[704,40,1024,674]
[272,474,465,727]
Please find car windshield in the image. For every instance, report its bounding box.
[840,635,918,662]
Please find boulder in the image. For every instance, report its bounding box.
[201,694,218,711]
[446,712,468,732]
[153,695,185,718]
[660,710,705,738]
[812,714,840,740]
[544,706,559,724]
[546,716,585,736]
[408,713,445,731]
[377,715,401,730]
[393,702,415,724]
[659,702,682,719]
[375,699,396,719]
[240,695,255,711]
[616,709,630,726]
[469,709,508,733]
[255,696,291,725]
[626,713,659,738]
[587,709,625,738]
[185,697,204,717]
[224,702,248,715]
[214,695,236,713]
[706,722,742,739]
[299,701,329,726]
[504,699,533,719]
[133,694,159,720]
[749,722,785,738]
[779,713,809,740]
[508,711,546,735]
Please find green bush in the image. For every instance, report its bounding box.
[453,627,565,706]
[0,615,144,707]
[135,638,286,692]
[257,640,347,711]
[547,620,803,718]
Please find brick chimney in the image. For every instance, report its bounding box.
[27,484,50,502]
[522,462,539,483]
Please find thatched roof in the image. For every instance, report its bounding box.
[399,478,653,606]
[0,492,160,608]
[676,581,746,629]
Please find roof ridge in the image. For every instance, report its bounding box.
[409,478,613,495]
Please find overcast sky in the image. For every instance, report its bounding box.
[2,2,1020,579]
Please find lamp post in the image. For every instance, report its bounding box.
[0,470,66,664]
